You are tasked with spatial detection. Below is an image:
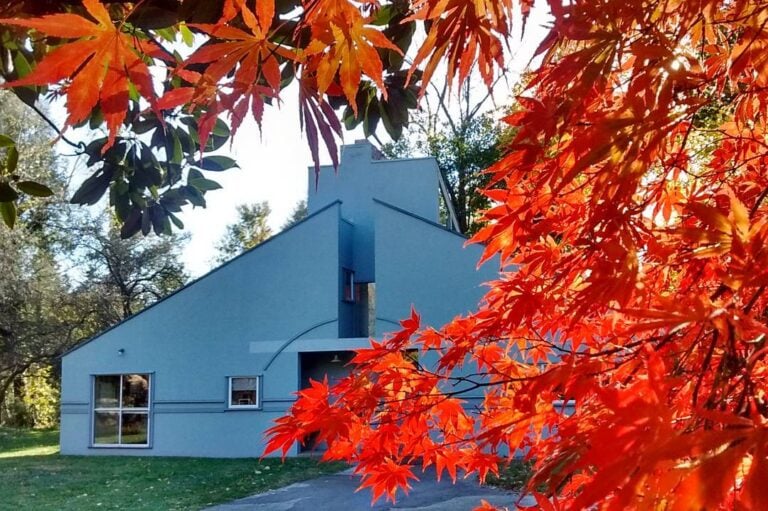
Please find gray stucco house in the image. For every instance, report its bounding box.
[60,141,497,457]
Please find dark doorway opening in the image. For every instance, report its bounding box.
[298,351,355,453]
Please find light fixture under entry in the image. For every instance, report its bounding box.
[330,353,342,364]
[117,348,125,356]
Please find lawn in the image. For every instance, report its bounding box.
[0,427,346,510]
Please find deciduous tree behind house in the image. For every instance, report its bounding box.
[215,202,273,263]
[76,216,190,323]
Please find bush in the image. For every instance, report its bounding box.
[21,365,60,428]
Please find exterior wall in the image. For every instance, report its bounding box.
[373,201,500,405]
[61,204,343,457]
[373,201,498,334]
[308,141,439,282]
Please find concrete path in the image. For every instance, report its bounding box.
[206,468,531,511]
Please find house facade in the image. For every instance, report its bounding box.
[60,141,498,457]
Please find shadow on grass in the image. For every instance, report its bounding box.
[0,428,345,511]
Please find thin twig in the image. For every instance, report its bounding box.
[27,101,84,151]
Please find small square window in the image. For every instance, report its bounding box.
[228,376,261,409]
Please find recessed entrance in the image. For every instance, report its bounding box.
[298,350,355,452]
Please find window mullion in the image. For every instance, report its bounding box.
[117,375,123,445]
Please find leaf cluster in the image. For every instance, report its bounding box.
[0,0,518,236]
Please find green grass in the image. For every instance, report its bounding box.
[0,427,60,457]
[0,427,346,510]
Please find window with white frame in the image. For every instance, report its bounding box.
[228,376,261,408]
[92,374,150,447]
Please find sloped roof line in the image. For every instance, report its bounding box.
[371,198,470,241]
[62,201,343,358]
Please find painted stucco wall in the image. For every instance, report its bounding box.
[61,204,343,457]
[308,141,439,282]
[373,200,498,334]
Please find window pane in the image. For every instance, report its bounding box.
[94,412,119,444]
[95,375,120,408]
[122,374,149,408]
[231,377,258,406]
[121,413,148,445]
[343,269,355,302]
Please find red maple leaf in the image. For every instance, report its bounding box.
[0,0,162,150]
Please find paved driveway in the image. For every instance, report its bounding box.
[206,468,530,511]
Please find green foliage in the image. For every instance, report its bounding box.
[76,215,190,322]
[3,400,32,428]
[485,460,533,492]
[1,365,59,429]
[0,97,76,423]
[0,92,60,228]
[20,365,59,429]
[0,0,429,235]
[215,202,273,263]
[70,115,232,239]
[382,109,509,235]
[281,200,308,231]
[0,427,346,510]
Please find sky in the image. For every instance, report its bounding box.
[178,89,314,275]
[52,1,553,278]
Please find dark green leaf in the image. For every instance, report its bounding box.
[70,167,114,205]
[188,168,204,181]
[171,131,183,163]
[0,201,16,228]
[212,118,231,138]
[120,207,142,238]
[0,182,19,202]
[150,205,166,235]
[129,192,148,209]
[112,186,132,221]
[141,207,152,235]
[183,185,206,207]
[363,101,380,138]
[343,106,359,131]
[190,177,222,191]
[372,4,396,25]
[89,108,104,130]
[5,146,18,173]
[84,138,108,166]
[12,51,32,78]
[175,126,197,154]
[133,116,160,134]
[196,155,238,172]
[0,134,15,148]
[169,212,185,229]
[17,181,54,197]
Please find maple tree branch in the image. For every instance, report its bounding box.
[693,330,719,408]
[744,285,765,314]
[749,187,768,219]
[27,101,84,151]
